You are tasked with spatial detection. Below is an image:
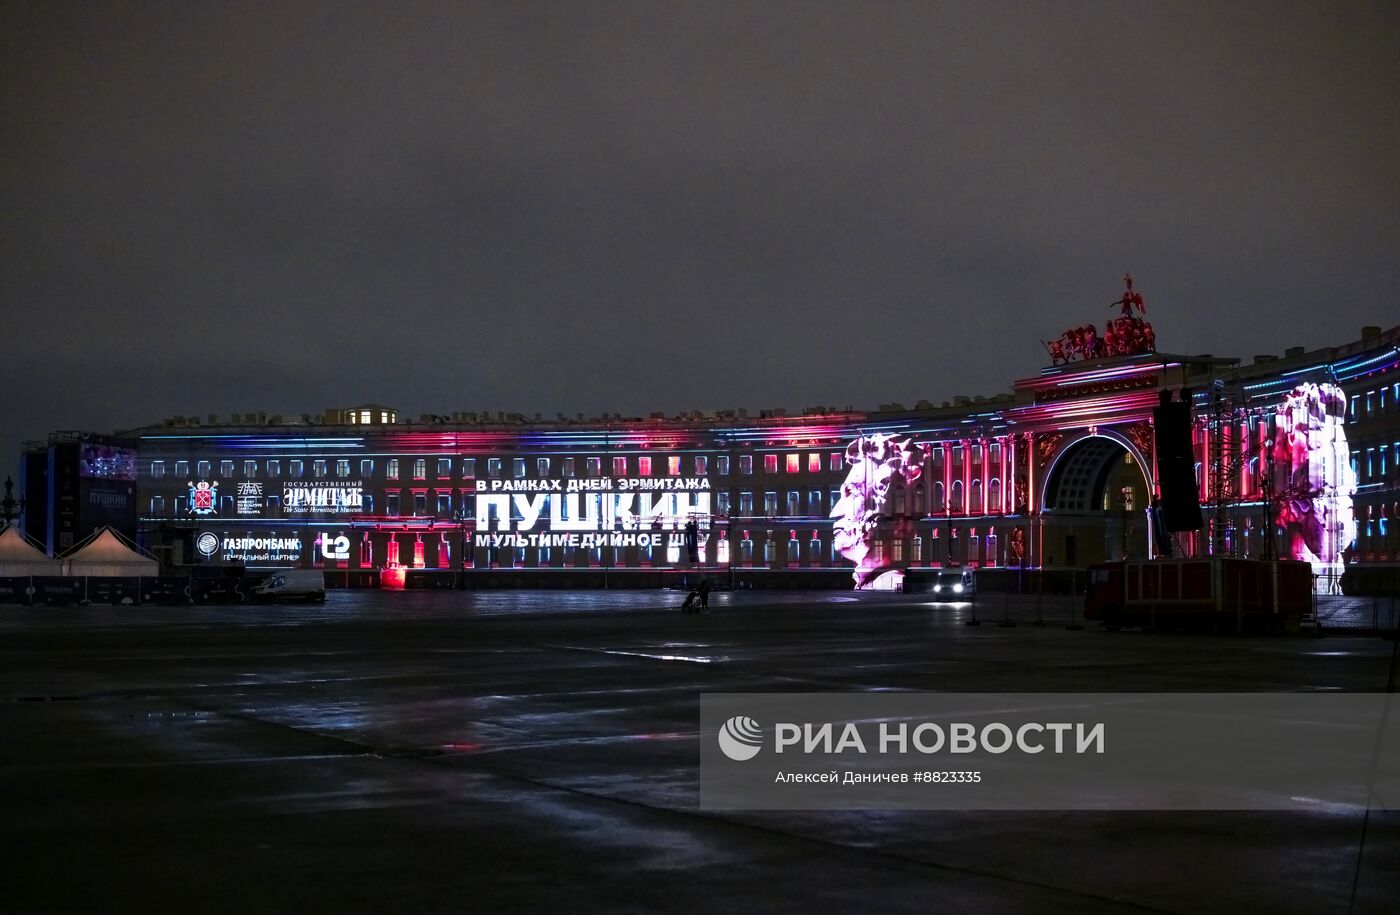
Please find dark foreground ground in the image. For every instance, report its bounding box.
[2,590,1396,914]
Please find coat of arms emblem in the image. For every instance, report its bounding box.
[187,480,218,515]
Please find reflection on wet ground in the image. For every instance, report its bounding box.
[1,590,1396,913]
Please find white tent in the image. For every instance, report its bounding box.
[61,527,158,577]
[0,524,61,576]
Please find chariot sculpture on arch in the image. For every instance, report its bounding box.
[1045,274,1157,364]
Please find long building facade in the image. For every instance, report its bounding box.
[121,320,1400,593]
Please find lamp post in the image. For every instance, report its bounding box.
[455,510,472,590]
[1120,485,1134,558]
[0,476,23,526]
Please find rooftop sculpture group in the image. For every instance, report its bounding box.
[1045,274,1156,365]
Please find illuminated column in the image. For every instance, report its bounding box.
[981,436,990,517]
[1008,433,1019,512]
[962,440,971,515]
[1026,432,1038,567]
[943,442,953,514]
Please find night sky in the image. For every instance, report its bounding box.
[3,2,1397,473]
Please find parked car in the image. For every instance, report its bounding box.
[929,568,976,600]
[251,570,326,603]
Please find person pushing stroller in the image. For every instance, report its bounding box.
[681,578,711,614]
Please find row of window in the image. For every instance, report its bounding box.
[146,444,1024,483]
[225,526,1006,569]
[1352,441,1399,485]
[147,480,1016,520]
[1348,383,1400,421]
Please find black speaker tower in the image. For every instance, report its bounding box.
[1153,389,1203,533]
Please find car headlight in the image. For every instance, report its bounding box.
[933,585,942,592]
[953,583,963,593]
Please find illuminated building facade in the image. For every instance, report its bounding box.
[124,323,1399,592]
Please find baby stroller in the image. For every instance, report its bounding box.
[681,580,710,614]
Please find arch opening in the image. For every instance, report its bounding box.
[1042,435,1152,566]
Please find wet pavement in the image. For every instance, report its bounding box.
[2,590,1397,913]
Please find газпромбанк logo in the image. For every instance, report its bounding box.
[718,716,763,761]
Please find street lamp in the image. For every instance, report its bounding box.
[1120,485,1134,558]
[0,476,24,526]
[455,510,472,590]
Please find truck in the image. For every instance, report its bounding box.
[1084,557,1313,632]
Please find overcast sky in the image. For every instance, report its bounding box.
[3,1,1397,474]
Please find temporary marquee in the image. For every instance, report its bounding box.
[60,527,158,577]
[0,524,61,576]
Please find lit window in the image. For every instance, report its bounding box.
[336,459,350,477]
[587,457,601,477]
[414,459,427,480]
[386,493,400,516]
[513,458,526,478]
[740,492,753,514]
[808,453,821,473]
[386,459,399,480]
[221,460,234,477]
[717,492,731,515]
[360,459,373,476]
[487,458,501,478]
[695,456,708,475]
[739,455,753,474]
[267,460,280,477]
[413,493,427,515]
[537,457,550,476]
[613,456,628,476]
[830,453,842,471]
[438,458,452,478]
[716,455,730,475]
[561,457,575,477]
[764,454,778,474]
[786,454,799,473]
[287,460,301,478]
[150,495,166,514]
[174,460,188,477]
[639,456,652,476]
[360,410,371,424]
[150,460,165,479]
[462,458,476,477]
[786,491,800,515]
[764,492,777,515]
[437,491,452,512]
[668,456,681,476]
[312,460,325,477]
